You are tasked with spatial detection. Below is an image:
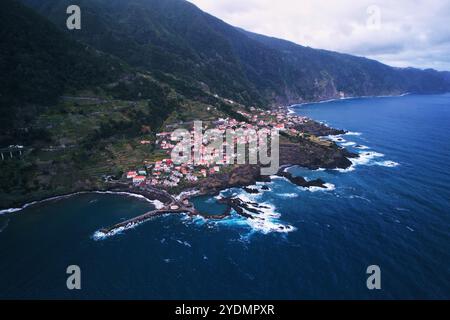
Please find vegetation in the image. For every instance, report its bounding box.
[21,0,450,107]
[1,0,450,208]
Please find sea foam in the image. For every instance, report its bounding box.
[375,160,399,167]
[307,183,336,192]
[0,190,163,216]
[346,131,362,136]
[215,190,296,235]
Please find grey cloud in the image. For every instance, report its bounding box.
[188,0,450,71]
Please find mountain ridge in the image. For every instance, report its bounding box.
[19,0,450,107]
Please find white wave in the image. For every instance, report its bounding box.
[270,175,283,180]
[0,207,22,215]
[92,218,147,240]
[0,193,80,216]
[176,240,192,248]
[349,195,372,203]
[276,193,299,198]
[336,151,385,172]
[92,191,164,208]
[0,190,162,216]
[354,145,369,150]
[341,141,356,147]
[335,166,356,173]
[375,160,399,168]
[307,183,335,192]
[324,183,336,191]
[288,93,410,110]
[190,215,208,226]
[293,97,351,108]
[326,135,346,143]
[150,200,165,209]
[92,230,108,240]
[350,151,384,167]
[224,191,296,234]
[287,107,296,115]
[346,131,362,136]
[92,225,127,240]
[93,191,165,209]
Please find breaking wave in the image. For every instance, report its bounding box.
[376,160,400,167]
[337,151,385,172]
[307,183,336,192]
[0,191,162,216]
[346,131,362,136]
[215,190,296,235]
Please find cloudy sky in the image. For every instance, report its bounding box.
[187,0,450,71]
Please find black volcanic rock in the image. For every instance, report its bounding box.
[278,171,327,189]
[279,138,357,170]
[198,165,266,195]
[295,120,346,137]
[217,197,271,219]
[21,0,450,107]
[243,187,259,194]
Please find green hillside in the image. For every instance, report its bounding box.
[21,0,450,106]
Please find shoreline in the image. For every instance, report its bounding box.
[1,101,361,221]
[0,163,335,218]
[0,189,167,216]
[287,92,411,113]
[1,94,447,215]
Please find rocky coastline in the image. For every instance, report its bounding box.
[1,116,358,236]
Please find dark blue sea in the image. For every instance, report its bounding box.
[1,94,449,299]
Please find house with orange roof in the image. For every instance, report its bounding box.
[133,176,146,184]
[127,171,137,179]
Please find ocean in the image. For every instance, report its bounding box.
[1,94,449,299]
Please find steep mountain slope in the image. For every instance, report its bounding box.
[21,0,450,106]
[1,0,212,145]
[242,29,450,101]
[0,0,130,138]
[0,0,241,207]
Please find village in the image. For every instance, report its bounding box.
[124,107,310,190]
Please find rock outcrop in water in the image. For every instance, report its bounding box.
[295,120,346,136]
[243,187,260,194]
[277,170,327,189]
[280,137,357,170]
[217,197,270,219]
[198,165,270,195]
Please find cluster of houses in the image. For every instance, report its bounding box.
[244,107,309,136]
[125,107,310,188]
[126,159,223,188]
